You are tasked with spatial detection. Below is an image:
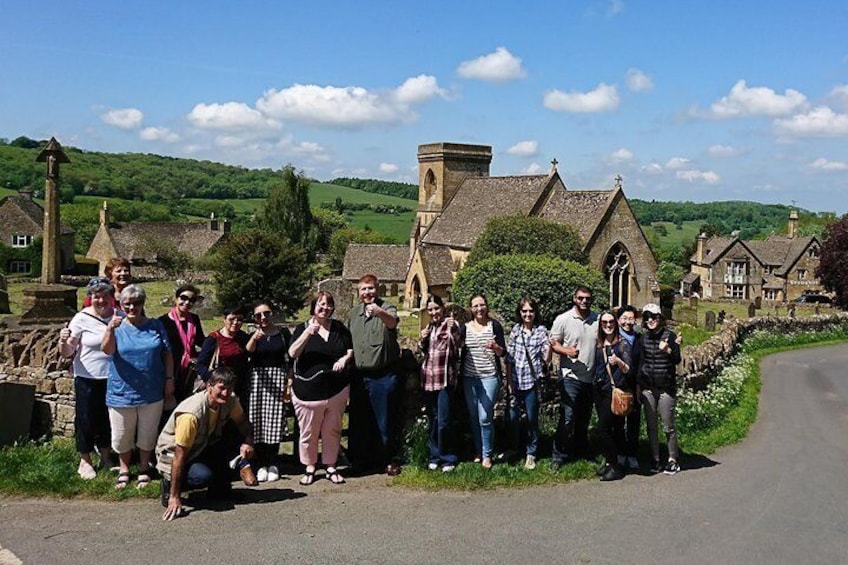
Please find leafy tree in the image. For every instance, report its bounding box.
[699,222,723,238]
[311,208,349,254]
[212,230,309,317]
[656,261,685,288]
[260,165,313,250]
[466,216,586,267]
[816,214,848,309]
[453,254,607,326]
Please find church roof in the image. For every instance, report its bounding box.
[539,189,616,242]
[342,243,410,282]
[105,221,226,261]
[421,174,552,249]
[419,245,455,286]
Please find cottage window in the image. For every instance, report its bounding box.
[11,235,32,248]
[763,265,772,275]
[8,260,31,274]
[797,269,808,280]
[725,284,745,299]
[604,243,631,310]
[763,289,778,301]
[808,247,819,258]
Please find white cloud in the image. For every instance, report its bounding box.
[665,157,690,169]
[188,102,279,130]
[457,47,527,82]
[257,80,431,128]
[810,157,848,171]
[774,106,848,137]
[709,80,807,118]
[641,162,663,175]
[139,126,179,143]
[522,162,543,174]
[607,0,624,16]
[609,148,634,163]
[707,144,739,157]
[100,108,143,130]
[214,134,249,148]
[544,83,619,113]
[625,68,653,92]
[676,169,720,184]
[393,74,447,104]
[507,140,539,157]
[379,162,399,173]
[827,84,848,110]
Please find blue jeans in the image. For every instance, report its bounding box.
[552,377,594,463]
[183,430,243,494]
[349,370,399,469]
[423,388,457,466]
[463,376,499,459]
[510,385,540,457]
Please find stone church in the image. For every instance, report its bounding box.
[401,142,658,310]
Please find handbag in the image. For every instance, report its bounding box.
[605,346,634,416]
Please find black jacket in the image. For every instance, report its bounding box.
[638,327,681,394]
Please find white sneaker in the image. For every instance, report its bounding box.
[627,457,639,471]
[77,460,97,480]
[266,465,280,482]
[256,467,269,482]
[441,464,455,473]
[524,455,537,470]
[428,463,439,471]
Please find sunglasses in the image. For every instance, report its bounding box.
[520,309,535,314]
[644,313,661,321]
[121,301,142,309]
[601,320,616,326]
[178,294,197,304]
[575,296,593,302]
[254,311,273,319]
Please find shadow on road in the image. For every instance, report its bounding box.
[680,452,720,471]
[186,488,307,513]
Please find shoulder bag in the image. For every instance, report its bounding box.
[605,346,633,416]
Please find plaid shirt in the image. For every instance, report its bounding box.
[506,324,550,391]
[420,319,462,391]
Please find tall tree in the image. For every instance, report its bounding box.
[260,165,313,251]
[816,214,848,309]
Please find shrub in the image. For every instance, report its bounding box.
[465,216,586,267]
[452,254,607,325]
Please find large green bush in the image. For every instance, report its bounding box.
[453,254,607,325]
[465,216,586,267]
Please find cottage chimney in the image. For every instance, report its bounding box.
[788,210,798,239]
[209,212,218,231]
[99,201,109,225]
[696,233,706,263]
[18,188,33,201]
[222,218,231,233]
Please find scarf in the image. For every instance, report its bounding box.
[168,307,197,373]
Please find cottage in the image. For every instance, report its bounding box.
[685,211,823,302]
[85,202,229,276]
[0,190,75,274]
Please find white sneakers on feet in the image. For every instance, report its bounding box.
[267,465,280,482]
[77,460,97,480]
[428,463,439,471]
[524,455,537,470]
[256,467,269,483]
[441,464,455,473]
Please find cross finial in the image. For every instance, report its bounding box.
[614,174,623,189]
[550,158,558,173]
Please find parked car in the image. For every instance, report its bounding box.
[794,294,832,304]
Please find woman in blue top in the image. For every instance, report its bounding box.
[505,296,550,470]
[102,285,175,489]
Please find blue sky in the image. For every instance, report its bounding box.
[2,1,847,213]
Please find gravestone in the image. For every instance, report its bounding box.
[0,382,36,446]
[754,296,762,309]
[0,273,10,314]
[689,296,699,309]
[788,303,796,319]
[814,305,820,316]
[747,302,756,318]
[704,310,716,332]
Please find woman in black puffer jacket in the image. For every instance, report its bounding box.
[639,304,682,476]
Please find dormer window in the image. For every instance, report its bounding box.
[11,235,33,248]
[808,246,819,258]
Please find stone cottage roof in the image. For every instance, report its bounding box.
[693,233,816,275]
[0,195,75,235]
[539,189,616,242]
[692,237,733,265]
[106,222,226,261]
[421,174,552,250]
[342,244,410,282]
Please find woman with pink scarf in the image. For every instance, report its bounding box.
[159,285,206,403]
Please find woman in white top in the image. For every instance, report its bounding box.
[459,294,506,469]
[59,277,121,480]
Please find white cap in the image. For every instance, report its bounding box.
[642,303,661,315]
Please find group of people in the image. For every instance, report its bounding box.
[61,259,682,522]
[419,286,682,481]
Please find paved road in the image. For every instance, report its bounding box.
[2,345,847,565]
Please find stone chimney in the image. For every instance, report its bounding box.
[696,233,707,264]
[18,188,33,201]
[788,210,798,239]
[222,218,231,233]
[99,201,109,225]
[209,212,218,231]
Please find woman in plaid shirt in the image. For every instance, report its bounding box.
[419,295,463,472]
[505,296,551,470]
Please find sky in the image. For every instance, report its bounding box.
[2,1,847,214]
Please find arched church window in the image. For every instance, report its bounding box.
[424,169,437,204]
[605,243,631,309]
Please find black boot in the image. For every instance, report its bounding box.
[600,465,625,481]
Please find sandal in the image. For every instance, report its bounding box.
[136,471,152,489]
[299,469,316,486]
[326,468,345,485]
[115,473,131,489]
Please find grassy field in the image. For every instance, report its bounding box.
[646,220,703,247]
